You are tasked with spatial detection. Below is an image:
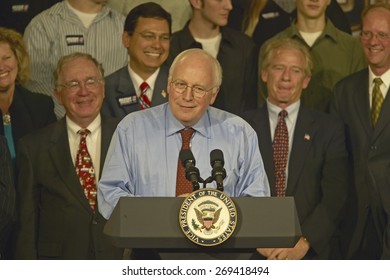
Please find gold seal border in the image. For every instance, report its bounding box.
[178,188,237,247]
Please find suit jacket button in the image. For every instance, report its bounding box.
[370,145,377,150]
[92,220,98,225]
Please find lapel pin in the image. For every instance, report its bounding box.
[304,133,311,141]
[161,90,167,98]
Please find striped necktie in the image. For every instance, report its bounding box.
[372,78,384,127]
[139,81,151,110]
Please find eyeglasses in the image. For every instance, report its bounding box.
[133,31,171,42]
[170,80,216,98]
[361,31,390,42]
[57,77,103,93]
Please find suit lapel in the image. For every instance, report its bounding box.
[117,68,138,115]
[99,117,118,179]
[151,64,168,106]
[353,70,372,139]
[254,106,276,195]
[48,119,92,212]
[373,87,390,141]
[286,106,315,196]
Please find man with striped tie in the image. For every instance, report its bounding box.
[331,3,390,260]
[102,2,171,119]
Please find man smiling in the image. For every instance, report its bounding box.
[98,49,270,222]
[102,2,171,119]
[14,53,122,259]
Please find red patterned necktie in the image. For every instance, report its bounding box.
[272,110,289,197]
[75,129,97,211]
[176,128,195,196]
[139,81,151,110]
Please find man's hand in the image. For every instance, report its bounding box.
[256,236,310,260]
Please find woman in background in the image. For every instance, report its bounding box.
[0,27,56,163]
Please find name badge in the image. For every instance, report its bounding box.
[262,12,280,19]
[117,96,138,106]
[66,35,85,46]
[12,5,29,13]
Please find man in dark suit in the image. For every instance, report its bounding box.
[331,3,390,259]
[244,38,349,259]
[167,0,258,116]
[14,53,122,259]
[102,2,171,119]
[0,136,14,259]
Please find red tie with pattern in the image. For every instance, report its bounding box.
[176,128,195,196]
[75,129,97,211]
[272,110,289,197]
[139,81,151,110]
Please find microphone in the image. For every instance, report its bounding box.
[210,149,226,191]
[179,149,200,191]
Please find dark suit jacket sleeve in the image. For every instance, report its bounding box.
[0,136,15,252]
[242,39,259,112]
[301,119,350,254]
[14,138,38,259]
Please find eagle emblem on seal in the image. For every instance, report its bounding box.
[192,200,223,233]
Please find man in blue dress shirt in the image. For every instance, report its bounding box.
[98,48,270,220]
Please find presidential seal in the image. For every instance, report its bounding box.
[179,188,237,246]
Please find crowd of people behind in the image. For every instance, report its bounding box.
[1,0,390,260]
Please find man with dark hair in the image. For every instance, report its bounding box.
[107,0,191,32]
[102,2,171,119]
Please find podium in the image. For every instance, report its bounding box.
[104,196,301,259]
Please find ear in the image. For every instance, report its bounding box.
[122,32,131,48]
[189,0,203,10]
[302,75,311,90]
[261,68,268,83]
[209,87,220,105]
[54,89,63,106]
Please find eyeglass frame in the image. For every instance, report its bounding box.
[56,76,104,93]
[361,30,390,42]
[130,31,171,42]
[170,79,218,99]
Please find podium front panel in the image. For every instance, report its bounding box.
[104,196,301,249]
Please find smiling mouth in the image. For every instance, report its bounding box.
[145,52,161,57]
[180,104,196,110]
[368,48,383,53]
[0,72,9,78]
[76,100,94,105]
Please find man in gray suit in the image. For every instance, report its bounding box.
[332,3,390,259]
[101,2,171,119]
[14,53,122,259]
